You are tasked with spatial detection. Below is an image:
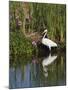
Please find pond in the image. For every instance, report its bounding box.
[9,51,66,89]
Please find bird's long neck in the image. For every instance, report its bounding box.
[43,33,47,38]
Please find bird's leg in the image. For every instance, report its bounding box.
[49,46,51,51]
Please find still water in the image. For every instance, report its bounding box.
[9,51,66,89]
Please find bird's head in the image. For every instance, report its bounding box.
[43,28,48,34]
[44,29,47,33]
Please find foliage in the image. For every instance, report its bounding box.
[9,1,66,57]
[10,31,34,55]
[32,3,66,43]
[9,1,66,43]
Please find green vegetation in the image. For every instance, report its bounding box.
[10,31,34,55]
[9,2,66,88]
[9,1,66,56]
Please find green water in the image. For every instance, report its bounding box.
[9,51,66,89]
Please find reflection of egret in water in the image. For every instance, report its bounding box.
[42,53,57,78]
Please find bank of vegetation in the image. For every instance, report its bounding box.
[9,1,66,56]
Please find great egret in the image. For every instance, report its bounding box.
[42,29,57,51]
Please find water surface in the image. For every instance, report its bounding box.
[9,51,66,89]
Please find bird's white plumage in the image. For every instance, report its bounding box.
[42,30,57,50]
[42,38,57,47]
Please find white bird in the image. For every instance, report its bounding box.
[42,29,57,50]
